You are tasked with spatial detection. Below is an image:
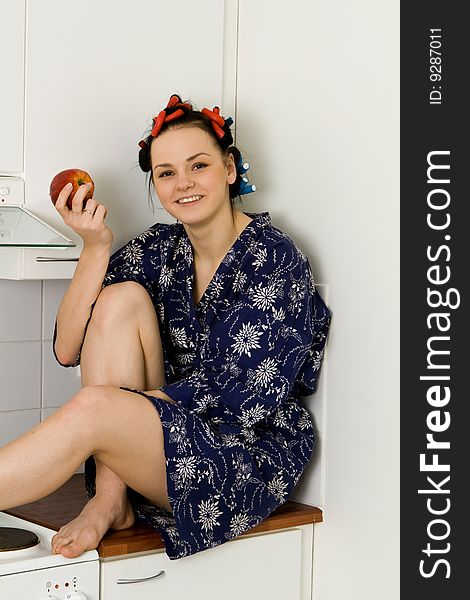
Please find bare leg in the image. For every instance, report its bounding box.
[0,281,168,557]
[51,281,168,557]
[0,384,172,550]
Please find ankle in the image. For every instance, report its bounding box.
[88,490,126,509]
[94,473,127,497]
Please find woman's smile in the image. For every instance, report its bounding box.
[176,194,205,204]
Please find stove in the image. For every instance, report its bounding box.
[0,511,99,599]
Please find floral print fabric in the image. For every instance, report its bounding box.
[53,211,331,560]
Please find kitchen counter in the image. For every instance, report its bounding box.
[6,474,323,558]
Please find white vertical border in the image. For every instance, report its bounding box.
[221,0,239,145]
[21,0,27,176]
[300,524,314,600]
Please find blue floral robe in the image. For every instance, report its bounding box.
[53,211,331,560]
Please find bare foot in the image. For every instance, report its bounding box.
[51,494,135,558]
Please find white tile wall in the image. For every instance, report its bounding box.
[0,278,80,449]
[0,279,42,342]
[0,341,41,410]
[0,410,41,445]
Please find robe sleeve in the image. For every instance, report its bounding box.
[158,239,331,433]
[52,227,159,368]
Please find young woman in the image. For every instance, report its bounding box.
[0,94,331,561]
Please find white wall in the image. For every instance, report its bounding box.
[236,1,399,598]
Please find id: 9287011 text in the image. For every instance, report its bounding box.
[429,28,442,105]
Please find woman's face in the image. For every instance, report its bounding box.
[150,125,236,226]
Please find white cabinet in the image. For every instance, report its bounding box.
[101,526,313,600]
[0,0,25,173]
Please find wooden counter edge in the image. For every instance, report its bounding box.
[5,474,323,558]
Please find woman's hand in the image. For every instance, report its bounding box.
[54,182,114,250]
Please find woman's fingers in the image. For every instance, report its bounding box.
[71,183,93,214]
[82,198,97,217]
[82,200,109,222]
[92,203,108,220]
[54,183,73,217]
[54,183,93,218]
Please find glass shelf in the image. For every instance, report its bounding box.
[0,206,75,247]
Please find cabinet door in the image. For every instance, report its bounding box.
[24,0,225,247]
[0,0,25,173]
[101,529,302,600]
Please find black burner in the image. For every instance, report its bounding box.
[0,527,40,552]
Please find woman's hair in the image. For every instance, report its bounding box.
[138,98,244,210]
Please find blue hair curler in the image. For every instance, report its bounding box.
[236,154,256,195]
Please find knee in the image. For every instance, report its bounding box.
[92,282,150,325]
[66,385,115,419]
[60,386,115,452]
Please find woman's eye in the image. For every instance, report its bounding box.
[158,164,206,178]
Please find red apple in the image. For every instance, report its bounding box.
[49,169,95,210]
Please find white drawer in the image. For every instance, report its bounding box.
[22,247,79,279]
[101,528,303,600]
[0,247,79,279]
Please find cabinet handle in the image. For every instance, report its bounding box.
[116,570,165,584]
[35,257,79,262]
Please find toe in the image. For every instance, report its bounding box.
[52,533,78,555]
[61,542,85,558]
[52,533,73,552]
